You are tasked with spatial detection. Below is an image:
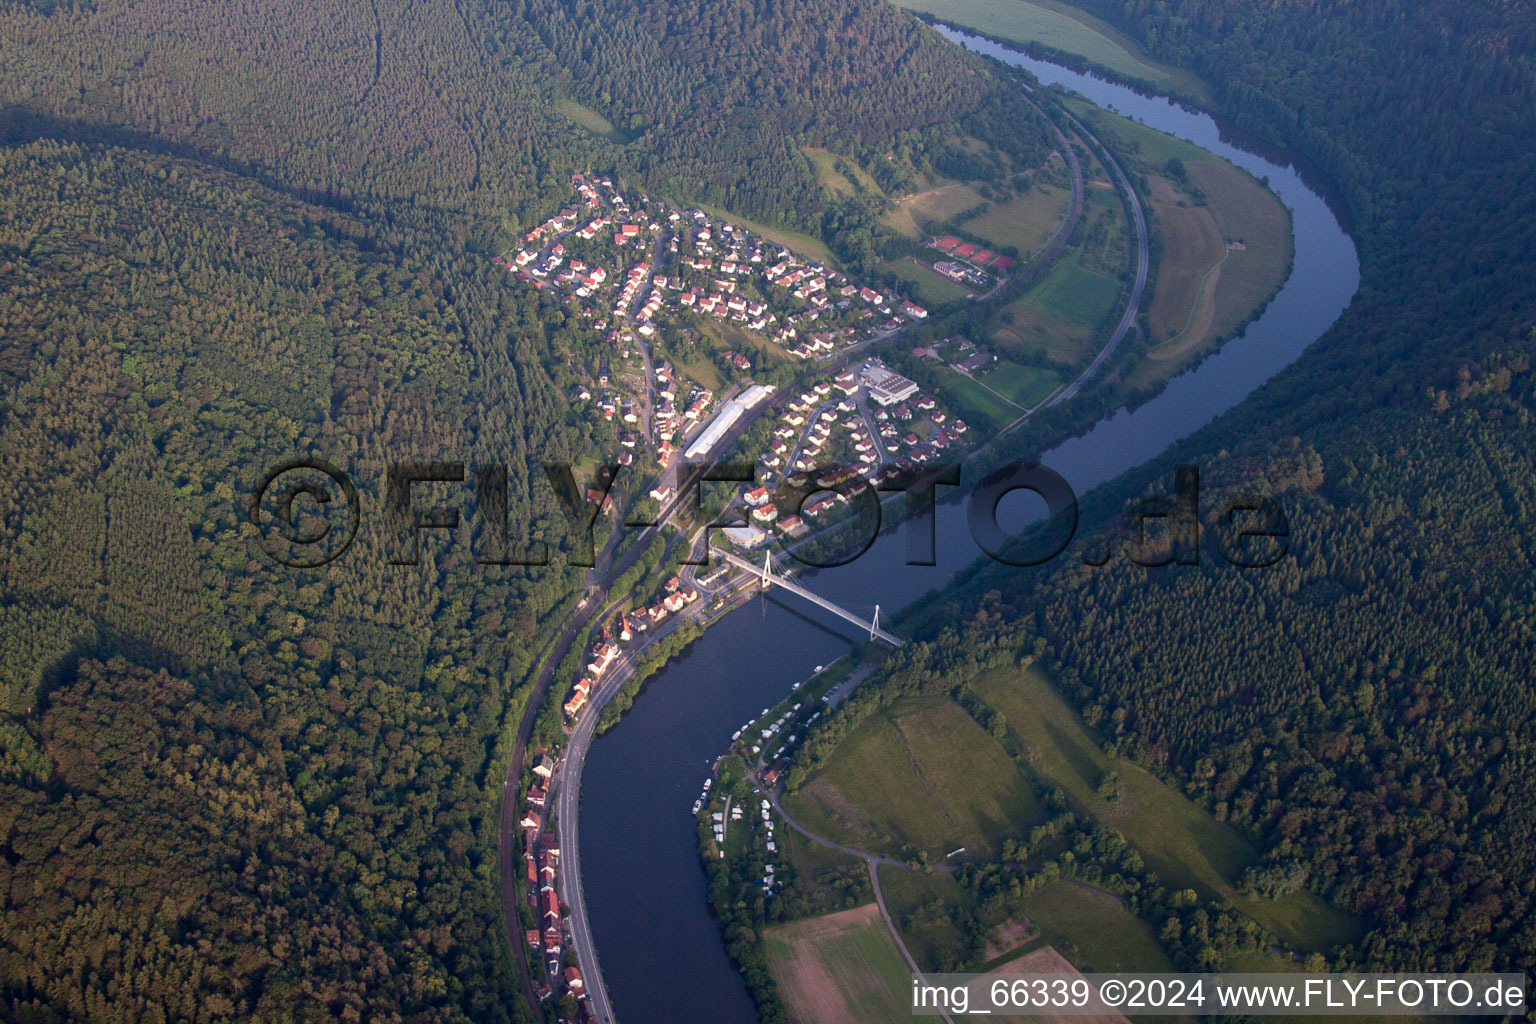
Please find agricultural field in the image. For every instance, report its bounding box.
[763,904,912,1024]
[881,257,974,306]
[1144,173,1229,350]
[1139,158,1291,371]
[1056,101,1293,386]
[989,945,1134,1024]
[969,667,1361,951]
[782,696,1043,860]
[892,0,1208,101]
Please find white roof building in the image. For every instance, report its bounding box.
[683,383,776,459]
[721,524,771,550]
[860,364,920,407]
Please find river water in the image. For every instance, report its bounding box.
[577,34,1359,1024]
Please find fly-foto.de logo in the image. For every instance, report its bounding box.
[247,458,1290,571]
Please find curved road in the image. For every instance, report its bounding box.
[500,95,1144,1019]
[1048,113,1150,406]
[751,774,957,1024]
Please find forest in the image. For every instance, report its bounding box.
[0,0,1058,1019]
[796,0,1536,983]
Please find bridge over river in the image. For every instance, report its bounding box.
[714,549,904,647]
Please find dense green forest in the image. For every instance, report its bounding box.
[802,0,1536,981]
[0,0,1057,1019]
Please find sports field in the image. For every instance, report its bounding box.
[882,257,973,306]
[763,903,912,1024]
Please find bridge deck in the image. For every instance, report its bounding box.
[717,550,904,646]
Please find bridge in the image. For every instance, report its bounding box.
[716,550,904,646]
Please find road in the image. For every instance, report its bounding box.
[750,769,957,1024]
[554,592,723,1024]
[1047,112,1150,406]
[496,105,1127,1012]
[627,225,672,448]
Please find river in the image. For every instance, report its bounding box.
[576,34,1360,1024]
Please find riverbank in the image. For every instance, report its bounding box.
[573,36,1354,1024]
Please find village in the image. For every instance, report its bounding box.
[502,177,972,1024]
[492,175,936,465]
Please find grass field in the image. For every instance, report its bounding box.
[778,823,870,908]
[1064,97,1210,168]
[555,97,628,144]
[877,866,975,970]
[763,903,912,1024]
[974,360,1061,409]
[697,318,793,368]
[883,182,989,239]
[993,304,1094,365]
[883,257,973,306]
[942,371,1024,427]
[783,696,1043,860]
[970,667,1360,951]
[892,0,1207,100]
[1014,880,1175,973]
[1024,259,1122,329]
[803,147,885,198]
[964,183,1072,257]
[665,343,723,391]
